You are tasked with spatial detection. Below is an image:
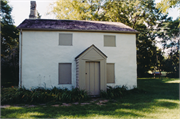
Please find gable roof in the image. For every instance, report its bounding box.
[17,19,138,33]
[75,44,107,59]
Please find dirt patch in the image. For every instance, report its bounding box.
[61,103,71,107]
[72,102,79,105]
[80,103,90,106]
[90,99,98,103]
[99,100,109,104]
[1,99,109,108]
[27,105,36,107]
[52,104,59,107]
[96,102,105,106]
[0,105,10,108]
[95,99,109,106]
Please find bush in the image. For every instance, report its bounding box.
[100,85,146,99]
[100,85,128,99]
[1,86,89,104]
[1,86,145,104]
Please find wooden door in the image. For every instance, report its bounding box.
[85,61,100,95]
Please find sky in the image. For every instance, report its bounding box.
[8,0,179,26]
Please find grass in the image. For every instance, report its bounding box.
[1,78,180,118]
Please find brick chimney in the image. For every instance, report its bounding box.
[29,1,36,19]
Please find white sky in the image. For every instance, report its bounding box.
[9,0,56,26]
[8,0,180,26]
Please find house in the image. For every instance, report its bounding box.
[17,1,138,95]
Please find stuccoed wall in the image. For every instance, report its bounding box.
[21,31,137,89]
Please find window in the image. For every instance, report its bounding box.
[107,63,115,83]
[59,63,72,84]
[59,33,72,46]
[104,35,116,47]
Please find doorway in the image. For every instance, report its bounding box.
[85,61,100,95]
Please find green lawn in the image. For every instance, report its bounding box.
[1,78,180,118]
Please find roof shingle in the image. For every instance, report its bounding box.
[17,19,138,33]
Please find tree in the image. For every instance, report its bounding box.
[156,0,180,14]
[51,0,104,20]
[156,19,179,77]
[1,0,19,86]
[37,11,42,19]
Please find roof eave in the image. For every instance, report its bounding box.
[16,28,139,34]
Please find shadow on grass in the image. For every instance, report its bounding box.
[1,104,145,118]
[1,78,179,118]
[137,78,179,99]
[154,100,179,109]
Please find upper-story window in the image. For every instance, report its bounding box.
[59,33,72,46]
[104,35,116,47]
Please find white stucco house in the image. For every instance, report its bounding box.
[17,18,138,95]
[17,0,139,95]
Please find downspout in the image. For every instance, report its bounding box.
[19,29,22,88]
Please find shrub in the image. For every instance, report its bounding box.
[1,86,145,104]
[100,85,145,99]
[100,85,127,99]
[1,86,89,104]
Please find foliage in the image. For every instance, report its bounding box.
[1,85,145,104]
[100,85,128,98]
[162,53,179,78]
[1,87,89,104]
[156,0,180,14]
[37,11,41,19]
[156,19,179,77]
[100,85,145,99]
[51,0,104,20]
[1,0,19,86]
[157,18,179,47]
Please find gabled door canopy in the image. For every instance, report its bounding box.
[75,44,107,95]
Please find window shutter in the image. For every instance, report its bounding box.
[59,33,72,46]
[104,35,116,47]
[59,63,72,84]
[107,63,115,83]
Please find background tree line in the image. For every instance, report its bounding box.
[1,0,19,87]
[1,0,179,87]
